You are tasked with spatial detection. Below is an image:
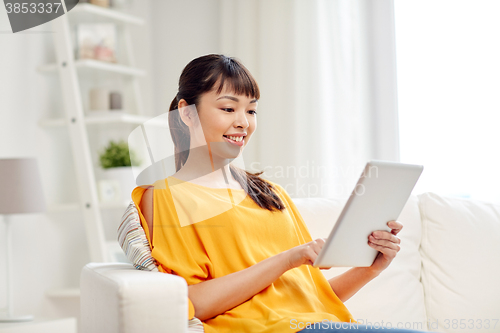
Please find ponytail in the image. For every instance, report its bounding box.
[168,95,190,172]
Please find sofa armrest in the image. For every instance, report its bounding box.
[81,262,188,333]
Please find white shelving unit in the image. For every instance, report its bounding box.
[38,2,148,267]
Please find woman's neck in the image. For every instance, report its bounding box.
[173,145,235,186]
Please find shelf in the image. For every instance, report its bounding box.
[68,3,145,26]
[85,111,150,125]
[38,112,152,128]
[45,288,80,299]
[99,200,131,209]
[47,200,130,212]
[37,59,146,77]
[0,317,77,333]
[46,203,80,213]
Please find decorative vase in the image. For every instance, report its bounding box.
[98,166,139,203]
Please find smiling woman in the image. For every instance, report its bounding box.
[131,54,426,333]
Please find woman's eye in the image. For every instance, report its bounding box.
[248,110,257,115]
[221,108,234,112]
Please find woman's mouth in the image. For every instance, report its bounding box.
[223,135,245,147]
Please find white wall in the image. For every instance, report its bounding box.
[395,0,500,203]
[0,0,220,328]
[150,0,221,116]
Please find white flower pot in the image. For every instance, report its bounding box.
[98,166,139,203]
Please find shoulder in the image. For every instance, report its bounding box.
[140,186,154,233]
[263,178,285,194]
[142,185,154,202]
[261,179,291,202]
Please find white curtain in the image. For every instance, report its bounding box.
[220,0,399,198]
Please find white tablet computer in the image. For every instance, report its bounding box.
[313,160,423,268]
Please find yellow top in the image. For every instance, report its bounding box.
[131,176,355,333]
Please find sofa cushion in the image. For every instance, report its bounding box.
[117,202,159,272]
[418,192,500,333]
[294,195,428,330]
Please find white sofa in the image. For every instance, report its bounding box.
[80,192,500,333]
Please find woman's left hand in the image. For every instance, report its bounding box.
[368,220,403,275]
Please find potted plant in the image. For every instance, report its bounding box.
[97,140,141,203]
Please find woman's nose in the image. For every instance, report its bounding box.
[233,111,250,128]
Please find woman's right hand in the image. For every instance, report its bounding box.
[284,238,330,270]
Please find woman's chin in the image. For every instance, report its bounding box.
[209,141,241,158]
[219,150,243,160]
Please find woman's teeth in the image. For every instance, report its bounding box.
[225,135,243,142]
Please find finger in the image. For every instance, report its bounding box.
[310,239,326,253]
[313,238,327,246]
[387,220,403,235]
[368,236,401,252]
[305,247,319,263]
[368,241,398,259]
[371,231,401,244]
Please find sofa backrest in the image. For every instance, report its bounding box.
[417,192,500,333]
[293,194,428,331]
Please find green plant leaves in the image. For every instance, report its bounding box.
[99,140,141,169]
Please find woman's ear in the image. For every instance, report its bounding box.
[178,99,196,127]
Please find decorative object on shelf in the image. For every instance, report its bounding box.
[98,140,141,203]
[90,0,110,8]
[99,140,140,169]
[77,23,117,63]
[89,88,110,111]
[97,179,121,202]
[0,158,46,323]
[89,89,123,112]
[110,0,133,9]
[109,91,123,110]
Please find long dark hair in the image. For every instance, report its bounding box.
[168,54,285,212]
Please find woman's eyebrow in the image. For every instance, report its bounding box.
[217,95,258,104]
[217,95,238,102]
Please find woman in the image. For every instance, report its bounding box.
[132,54,425,333]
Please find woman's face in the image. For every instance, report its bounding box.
[185,86,258,159]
